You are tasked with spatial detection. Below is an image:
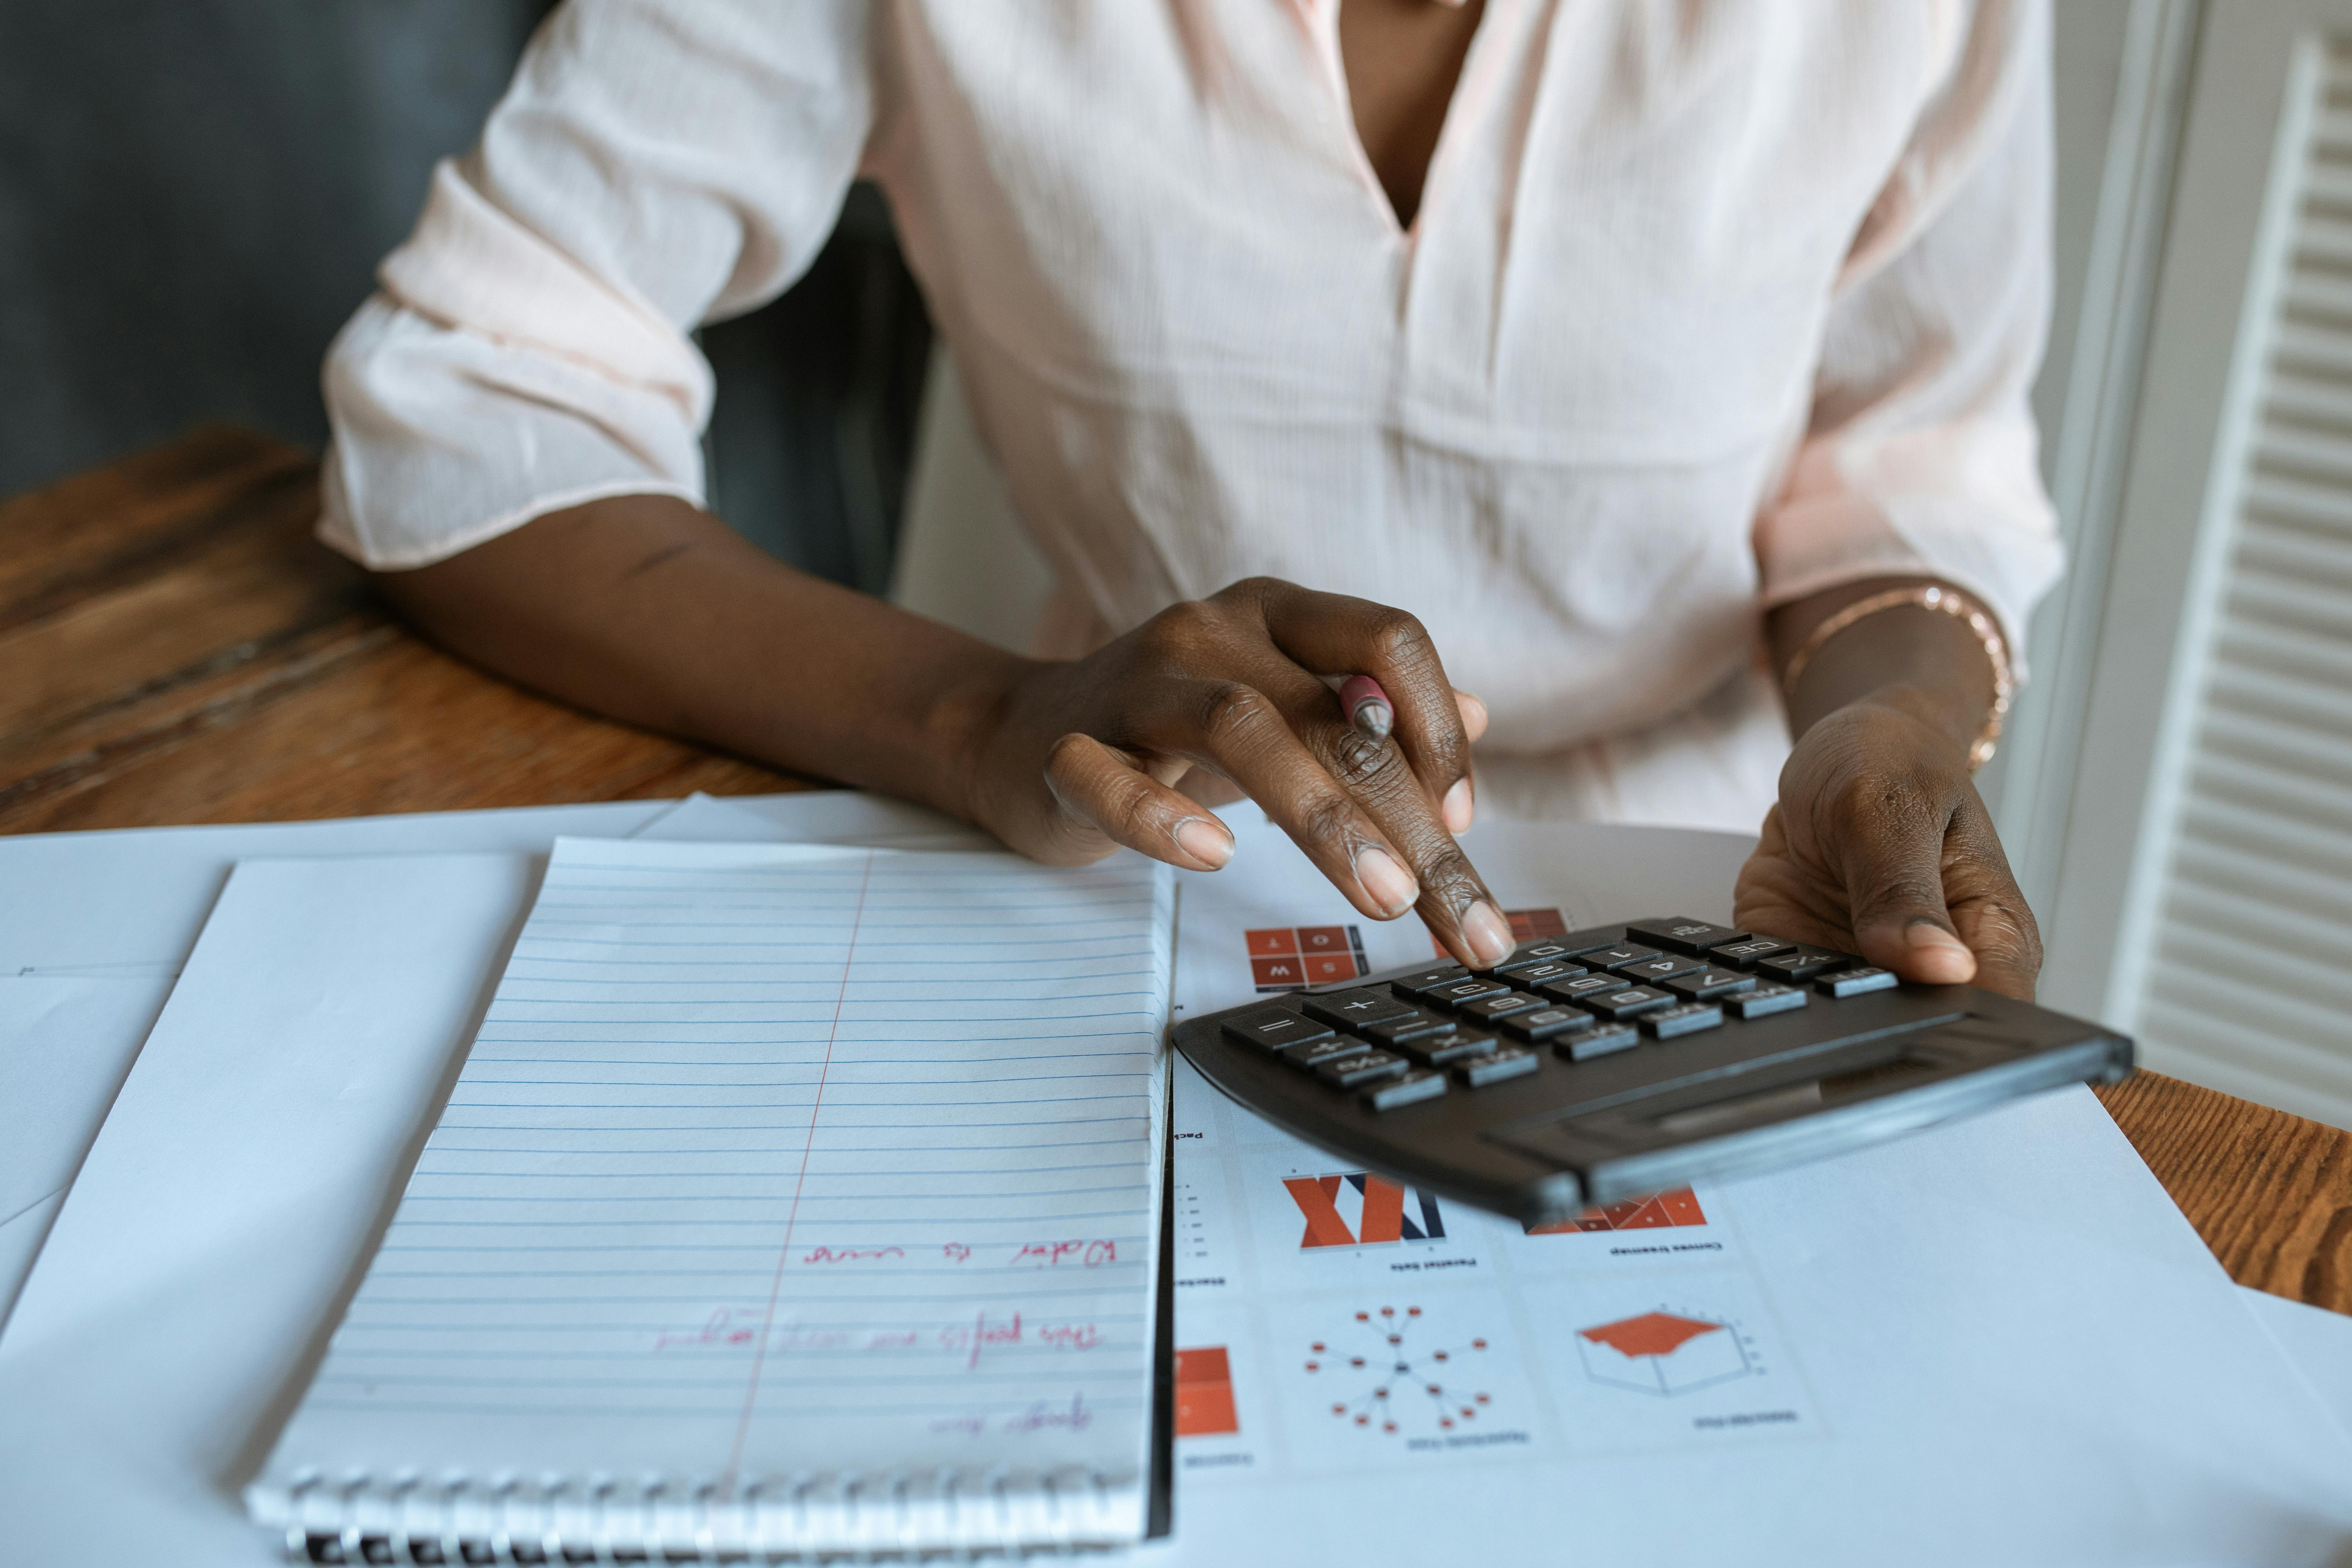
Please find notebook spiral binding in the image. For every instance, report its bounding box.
[253,1467,1135,1564]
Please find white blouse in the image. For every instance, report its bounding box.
[321,0,2060,833]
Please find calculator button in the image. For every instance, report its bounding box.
[1576,985,1676,1021]
[1666,967,1756,1000]
[1390,965,1472,1001]
[1536,973,1620,1004]
[1817,967,1899,998]
[1359,1008,1458,1046]
[1499,940,1588,968]
[1615,953,1705,985]
[1456,990,1548,1024]
[1453,1047,1540,1087]
[1709,937,1795,970]
[1303,988,1419,1028]
[1219,1005,1335,1053]
[1283,1037,1383,1072]
[1361,1069,1447,1111]
[1398,1031,1499,1068]
[1585,944,1664,972]
[1755,947,1861,984]
[1426,976,1515,1010]
[1625,918,1748,957]
[1315,1050,1411,1088]
[1642,1002,1725,1039]
[1725,983,1809,1020]
[1558,1022,1641,1061]
[1493,958,1589,988]
[1500,1006,1592,1044]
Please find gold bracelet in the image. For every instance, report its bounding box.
[1781,584,2015,770]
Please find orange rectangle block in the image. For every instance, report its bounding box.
[1252,955,1306,988]
[1301,952,1360,984]
[1246,927,1301,957]
[1174,1346,1239,1437]
[1294,924,1352,955]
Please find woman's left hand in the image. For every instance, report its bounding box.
[1732,691,2041,1000]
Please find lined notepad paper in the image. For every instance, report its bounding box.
[248,840,1174,1558]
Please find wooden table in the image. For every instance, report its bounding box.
[7,427,2348,1314]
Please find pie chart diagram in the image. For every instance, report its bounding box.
[1574,1309,1754,1396]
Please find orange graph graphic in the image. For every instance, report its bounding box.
[1246,924,1367,990]
[1308,1306,1490,1437]
[1525,1186,1707,1235]
[1174,1346,1239,1437]
[1579,1312,1722,1358]
[1284,1173,1446,1248]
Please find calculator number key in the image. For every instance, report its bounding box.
[1615,953,1705,985]
[1501,1005,1592,1044]
[1585,944,1665,973]
[1576,985,1677,1021]
[1427,976,1515,1010]
[1494,958,1588,988]
[1456,990,1548,1024]
[1536,973,1621,1005]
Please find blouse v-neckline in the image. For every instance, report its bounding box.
[1296,0,1491,242]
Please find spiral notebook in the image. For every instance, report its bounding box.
[246,839,1175,1560]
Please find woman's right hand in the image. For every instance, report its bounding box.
[954,577,1514,970]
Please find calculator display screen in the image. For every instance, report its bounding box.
[1647,1047,1950,1139]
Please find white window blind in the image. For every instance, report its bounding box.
[2128,33,2352,1129]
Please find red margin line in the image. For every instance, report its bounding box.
[719,848,874,1496]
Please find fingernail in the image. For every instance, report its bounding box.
[1461,900,1513,967]
[1353,846,1418,916]
[1173,816,1232,870]
[1443,776,1474,835]
[1906,920,1976,982]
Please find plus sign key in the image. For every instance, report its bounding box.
[1301,988,1420,1030]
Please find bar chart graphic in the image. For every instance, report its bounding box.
[1525,1186,1707,1235]
[1174,1346,1239,1437]
[1305,1305,1491,1437]
[1575,1310,1753,1396]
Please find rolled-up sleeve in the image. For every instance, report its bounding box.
[320,0,872,569]
[1753,0,2061,668]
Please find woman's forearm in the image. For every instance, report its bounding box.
[1766,575,2001,758]
[371,493,1033,819]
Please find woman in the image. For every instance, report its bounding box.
[325,0,2053,992]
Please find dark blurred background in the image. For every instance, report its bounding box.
[0,0,931,592]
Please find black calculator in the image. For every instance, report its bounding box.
[1173,916,2133,1226]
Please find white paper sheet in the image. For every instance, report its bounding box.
[7,799,2348,1566]
[0,975,178,1320]
[2244,1287,2352,1446]
[0,853,543,1567]
[1143,815,2352,1565]
[0,798,671,977]
[249,839,1174,1549]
